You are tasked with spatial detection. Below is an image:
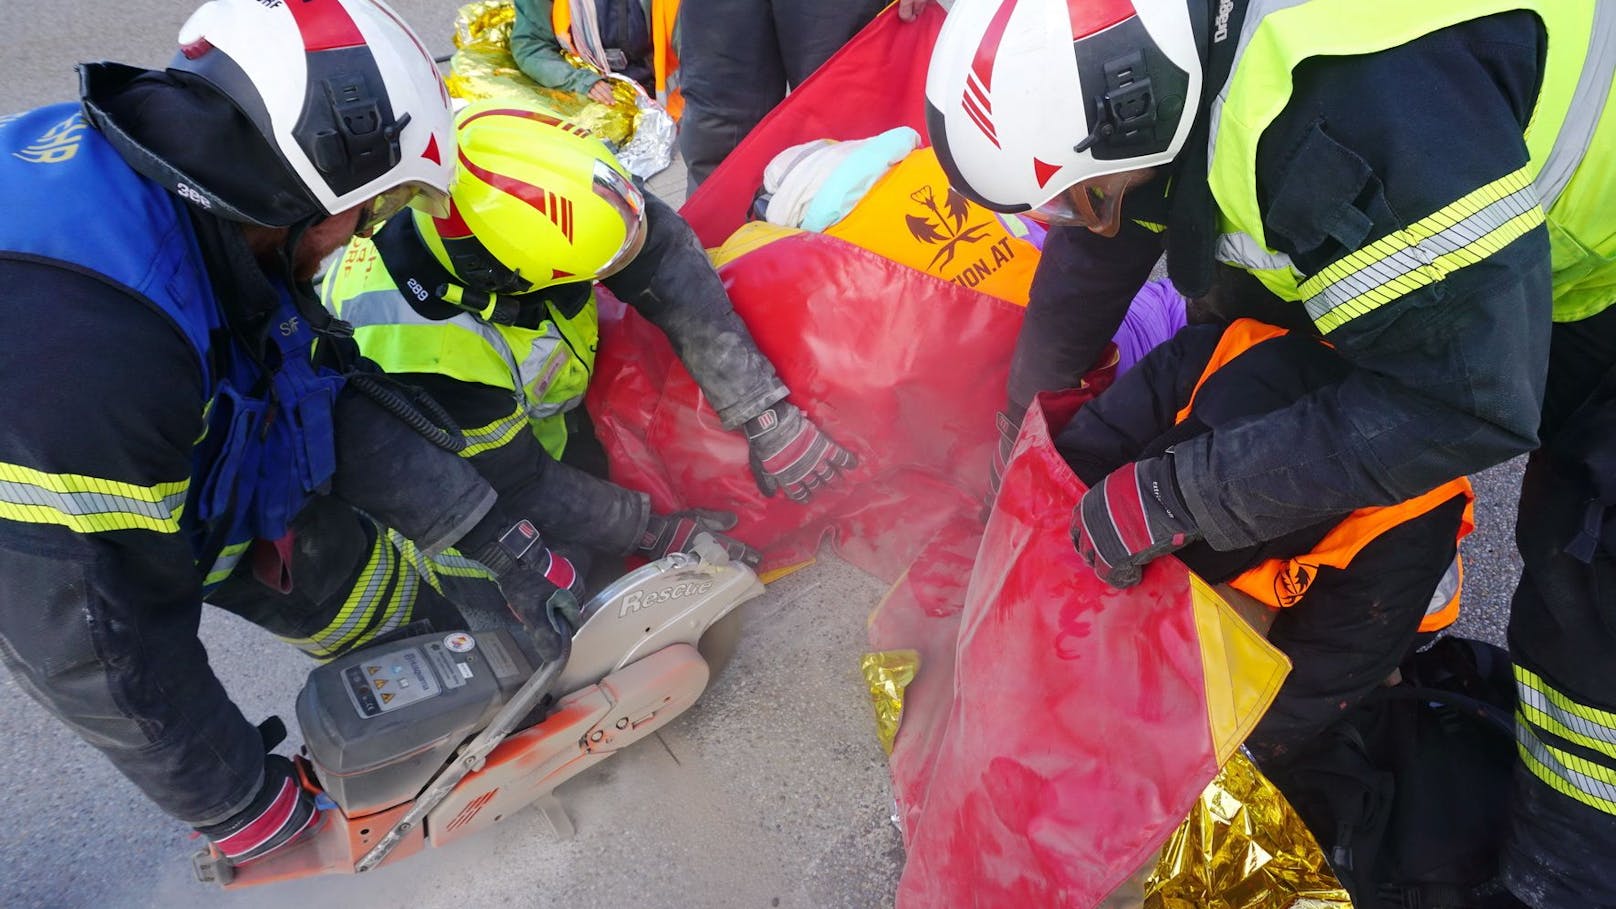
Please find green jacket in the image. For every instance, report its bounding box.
[510,0,653,95]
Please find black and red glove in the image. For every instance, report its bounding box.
[744,402,856,503]
[195,755,320,865]
[474,520,584,659]
[639,509,762,567]
[1071,456,1201,589]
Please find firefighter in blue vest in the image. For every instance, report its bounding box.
[929,0,1616,904]
[0,0,588,870]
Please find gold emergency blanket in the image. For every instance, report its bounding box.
[447,0,638,147]
[861,650,919,755]
[1145,751,1353,909]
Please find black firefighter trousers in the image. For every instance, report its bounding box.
[1499,303,1616,908]
[677,0,885,189]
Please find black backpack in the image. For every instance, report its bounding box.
[1262,637,1524,909]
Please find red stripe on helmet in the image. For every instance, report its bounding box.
[1069,0,1135,39]
[966,74,992,113]
[1033,157,1061,188]
[458,147,555,220]
[433,199,475,239]
[460,107,571,131]
[284,0,366,51]
[960,93,1000,148]
[970,0,1021,91]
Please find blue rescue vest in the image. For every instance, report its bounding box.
[0,103,344,590]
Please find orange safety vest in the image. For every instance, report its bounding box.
[825,148,1040,306]
[552,0,683,120]
[1178,319,1475,633]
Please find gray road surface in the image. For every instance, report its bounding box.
[0,5,1522,909]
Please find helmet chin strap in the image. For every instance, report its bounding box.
[436,283,524,325]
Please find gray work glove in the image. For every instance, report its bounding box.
[472,520,583,661]
[638,509,762,567]
[744,402,857,503]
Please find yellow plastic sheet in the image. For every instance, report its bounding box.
[861,650,919,755]
[1145,751,1353,909]
[446,1,639,146]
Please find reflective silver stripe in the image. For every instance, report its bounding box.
[203,540,252,589]
[0,479,187,526]
[1424,555,1461,617]
[1215,231,1297,275]
[1536,0,1616,209]
[1302,176,1540,325]
[310,534,395,654]
[1205,0,1314,160]
[1516,665,1616,759]
[340,286,574,420]
[1517,714,1616,814]
[372,570,416,639]
[458,407,526,456]
[510,330,571,418]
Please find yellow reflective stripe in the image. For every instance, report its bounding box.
[203,540,253,589]
[0,462,187,534]
[1517,665,1616,760]
[459,408,529,458]
[1517,714,1616,816]
[1301,167,1544,334]
[388,529,494,598]
[386,529,444,595]
[349,567,415,651]
[429,548,494,579]
[305,533,395,657]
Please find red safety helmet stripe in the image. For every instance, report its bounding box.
[285,0,366,51]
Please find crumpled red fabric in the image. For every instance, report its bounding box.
[587,230,1018,581]
[877,393,1228,908]
[584,6,1242,906]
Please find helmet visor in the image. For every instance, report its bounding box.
[354,181,452,239]
[1027,169,1156,238]
[591,160,647,279]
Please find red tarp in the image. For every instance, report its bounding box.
[586,6,1285,906]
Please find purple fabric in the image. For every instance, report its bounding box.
[1113,279,1188,375]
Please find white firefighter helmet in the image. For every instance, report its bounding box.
[924,0,1202,222]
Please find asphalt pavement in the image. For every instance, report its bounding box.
[0,5,1524,908]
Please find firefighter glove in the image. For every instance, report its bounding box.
[195,755,320,866]
[1071,456,1201,589]
[474,520,583,661]
[639,509,763,567]
[744,402,857,503]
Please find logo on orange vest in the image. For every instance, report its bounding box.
[1273,561,1317,608]
[906,185,994,271]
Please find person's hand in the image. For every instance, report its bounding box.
[990,408,1022,498]
[745,402,857,503]
[639,509,762,567]
[196,755,320,865]
[475,520,583,660]
[587,80,617,105]
[1070,456,1201,588]
[898,0,931,21]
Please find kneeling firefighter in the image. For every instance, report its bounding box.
[0,0,588,874]
[1055,317,1473,766]
[323,100,856,574]
[929,1,1616,902]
